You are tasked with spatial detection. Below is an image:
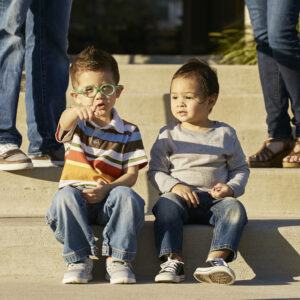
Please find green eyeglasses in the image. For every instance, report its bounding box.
[72,83,121,98]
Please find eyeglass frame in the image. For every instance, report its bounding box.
[72,83,122,98]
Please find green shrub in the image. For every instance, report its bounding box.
[209,28,257,65]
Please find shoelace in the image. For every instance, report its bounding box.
[208,258,228,267]
[160,258,183,273]
[107,259,133,273]
[67,260,89,271]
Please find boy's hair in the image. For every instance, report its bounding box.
[172,58,219,97]
[70,46,120,87]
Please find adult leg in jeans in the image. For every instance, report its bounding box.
[267,0,300,165]
[246,0,300,167]
[25,0,72,154]
[0,0,32,146]
[245,0,291,139]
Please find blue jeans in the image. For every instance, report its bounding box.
[152,191,247,262]
[0,0,72,153]
[46,186,145,263]
[245,0,300,138]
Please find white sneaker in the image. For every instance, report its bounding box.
[0,143,33,171]
[193,258,235,285]
[105,257,136,284]
[62,257,93,284]
[155,257,185,283]
[28,146,65,167]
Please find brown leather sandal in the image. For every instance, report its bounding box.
[282,139,300,168]
[247,137,294,168]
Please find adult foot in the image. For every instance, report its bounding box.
[0,143,33,171]
[282,138,300,167]
[247,137,294,168]
[28,146,65,167]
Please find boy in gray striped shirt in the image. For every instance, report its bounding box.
[148,59,249,285]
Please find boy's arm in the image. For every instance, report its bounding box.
[148,134,200,207]
[147,134,181,194]
[82,165,139,204]
[56,106,96,143]
[59,106,95,131]
[226,135,250,198]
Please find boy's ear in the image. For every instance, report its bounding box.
[116,85,124,98]
[70,91,82,105]
[208,94,218,108]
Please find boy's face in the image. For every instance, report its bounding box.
[71,70,123,125]
[170,76,216,128]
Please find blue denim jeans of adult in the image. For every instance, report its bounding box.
[0,0,72,153]
[46,185,145,263]
[245,0,300,138]
[152,191,248,262]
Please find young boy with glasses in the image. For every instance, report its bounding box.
[46,46,147,284]
[148,59,249,285]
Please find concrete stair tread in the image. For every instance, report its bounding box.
[0,275,300,300]
[1,275,300,300]
[1,216,300,282]
[0,167,300,218]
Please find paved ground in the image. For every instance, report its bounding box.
[1,276,300,300]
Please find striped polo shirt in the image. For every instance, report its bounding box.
[56,108,148,189]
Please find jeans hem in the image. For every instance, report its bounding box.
[0,139,20,146]
[102,245,136,261]
[158,248,182,260]
[63,246,98,263]
[209,244,236,262]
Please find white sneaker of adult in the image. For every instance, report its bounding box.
[0,143,33,171]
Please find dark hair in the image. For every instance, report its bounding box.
[172,58,219,97]
[70,46,120,87]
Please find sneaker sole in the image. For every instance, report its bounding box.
[155,274,185,283]
[0,162,33,171]
[105,273,136,284]
[62,274,93,284]
[193,267,235,285]
[31,160,64,168]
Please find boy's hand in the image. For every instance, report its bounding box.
[82,180,111,204]
[171,184,199,208]
[73,105,95,121]
[209,183,233,199]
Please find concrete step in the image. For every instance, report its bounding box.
[2,276,300,300]
[114,65,263,95]
[1,216,300,283]
[17,64,267,153]
[17,91,269,156]
[0,168,299,218]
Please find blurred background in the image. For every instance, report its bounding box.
[68,0,245,56]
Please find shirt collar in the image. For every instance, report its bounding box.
[85,108,125,133]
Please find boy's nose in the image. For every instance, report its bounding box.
[177,99,185,106]
[95,90,104,100]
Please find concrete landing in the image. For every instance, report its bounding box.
[1,276,300,300]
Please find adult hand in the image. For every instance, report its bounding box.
[171,184,199,208]
[209,183,233,199]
